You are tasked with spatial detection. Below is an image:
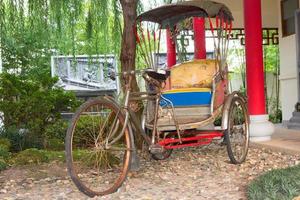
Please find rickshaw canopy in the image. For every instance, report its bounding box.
[136,0,234,28]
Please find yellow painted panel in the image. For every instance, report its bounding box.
[163,88,211,94]
[170,59,218,89]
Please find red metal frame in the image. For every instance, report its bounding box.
[166,27,177,68]
[193,17,206,59]
[158,131,224,149]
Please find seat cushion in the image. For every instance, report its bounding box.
[170,59,217,89]
[161,88,212,107]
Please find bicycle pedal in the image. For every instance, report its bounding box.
[149,144,164,154]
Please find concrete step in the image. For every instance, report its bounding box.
[287,112,300,130]
[292,111,300,117]
[289,116,300,123]
[287,122,300,130]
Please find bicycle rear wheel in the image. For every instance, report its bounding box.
[65,98,132,197]
[225,96,249,164]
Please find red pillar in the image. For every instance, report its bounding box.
[166,28,176,68]
[193,17,206,59]
[243,0,266,115]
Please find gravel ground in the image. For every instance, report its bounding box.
[0,144,299,200]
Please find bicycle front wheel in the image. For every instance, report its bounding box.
[65,98,132,197]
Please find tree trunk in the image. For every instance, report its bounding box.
[120,0,143,149]
[120,0,139,92]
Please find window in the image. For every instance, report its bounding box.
[281,0,299,37]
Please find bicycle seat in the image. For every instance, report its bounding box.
[144,69,170,81]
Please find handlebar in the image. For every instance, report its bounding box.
[109,69,144,79]
[109,69,143,80]
[142,73,162,88]
[110,68,168,88]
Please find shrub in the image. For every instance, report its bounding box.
[44,119,69,151]
[269,109,282,124]
[45,119,69,140]
[0,72,80,151]
[0,138,11,151]
[267,98,282,124]
[45,138,65,151]
[12,148,48,165]
[0,126,23,152]
[214,116,222,126]
[70,115,105,146]
[0,126,44,152]
[0,158,7,171]
[0,145,11,160]
[0,143,11,171]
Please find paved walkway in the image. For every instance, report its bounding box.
[253,125,300,154]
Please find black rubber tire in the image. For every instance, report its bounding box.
[65,98,132,197]
[225,96,250,164]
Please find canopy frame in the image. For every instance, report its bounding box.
[136,0,234,28]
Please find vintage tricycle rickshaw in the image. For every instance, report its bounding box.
[65,0,249,197]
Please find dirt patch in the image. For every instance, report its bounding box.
[0,145,299,200]
[0,161,67,185]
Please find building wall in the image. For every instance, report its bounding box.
[214,0,279,28]
[230,72,280,107]
[217,0,299,122]
[278,0,300,121]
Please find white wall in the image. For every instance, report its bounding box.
[230,72,280,109]
[278,0,300,121]
[214,0,279,28]
[279,34,298,120]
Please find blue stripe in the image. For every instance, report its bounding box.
[160,92,212,107]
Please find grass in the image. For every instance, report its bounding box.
[12,148,49,165]
[41,150,65,162]
[247,165,300,200]
[7,149,119,169]
[11,149,66,165]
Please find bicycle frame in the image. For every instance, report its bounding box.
[123,75,161,147]
[104,73,162,149]
[104,70,247,151]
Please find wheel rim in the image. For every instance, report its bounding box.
[68,100,131,196]
[227,97,249,163]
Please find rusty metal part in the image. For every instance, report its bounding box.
[221,92,248,130]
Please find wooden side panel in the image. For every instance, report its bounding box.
[213,79,227,110]
[157,106,211,129]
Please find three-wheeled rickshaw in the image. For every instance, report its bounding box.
[65,0,249,197]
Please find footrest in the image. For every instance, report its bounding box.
[149,144,164,154]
